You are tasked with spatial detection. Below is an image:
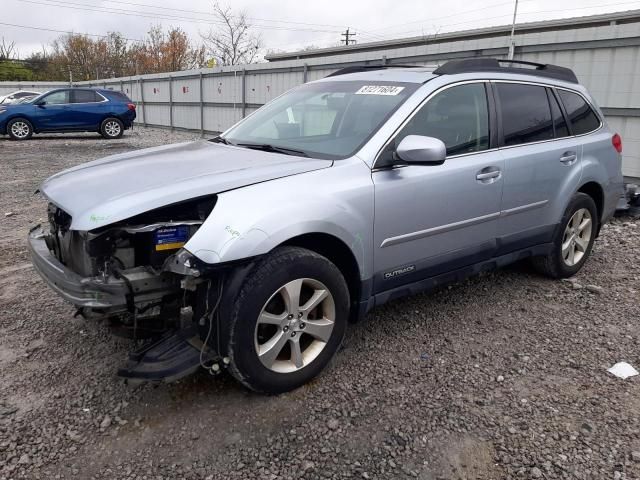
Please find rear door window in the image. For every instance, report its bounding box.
[496,83,553,146]
[72,90,100,103]
[558,90,600,135]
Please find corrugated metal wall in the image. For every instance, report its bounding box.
[0,81,69,96]
[1,19,639,177]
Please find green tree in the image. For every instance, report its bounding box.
[0,60,34,81]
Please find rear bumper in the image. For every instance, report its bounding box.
[122,111,136,128]
[28,226,128,309]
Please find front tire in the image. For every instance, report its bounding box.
[7,118,33,140]
[532,192,598,279]
[100,117,124,139]
[227,247,350,393]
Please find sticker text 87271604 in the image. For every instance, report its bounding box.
[355,85,405,96]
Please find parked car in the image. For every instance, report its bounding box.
[0,87,136,140]
[0,90,41,105]
[29,59,623,393]
[13,95,39,105]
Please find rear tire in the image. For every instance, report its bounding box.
[100,117,124,139]
[531,193,598,279]
[7,118,33,140]
[227,247,350,394]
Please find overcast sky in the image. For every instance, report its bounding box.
[2,0,638,58]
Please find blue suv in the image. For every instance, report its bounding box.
[0,87,136,140]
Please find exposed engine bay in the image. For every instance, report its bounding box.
[42,196,217,339]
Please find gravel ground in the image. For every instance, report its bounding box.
[1,128,639,480]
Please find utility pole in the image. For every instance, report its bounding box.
[341,28,356,46]
[68,65,73,86]
[507,0,519,60]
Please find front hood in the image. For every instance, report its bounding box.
[41,140,332,230]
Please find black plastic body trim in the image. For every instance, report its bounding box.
[357,223,560,319]
[494,224,557,257]
[486,81,499,149]
[369,242,554,313]
[373,240,496,294]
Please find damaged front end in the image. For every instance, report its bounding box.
[29,196,224,382]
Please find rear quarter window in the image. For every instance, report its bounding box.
[558,90,600,135]
[107,91,132,103]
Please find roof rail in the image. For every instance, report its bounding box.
[326,64,425,78]
[433,58,579,84]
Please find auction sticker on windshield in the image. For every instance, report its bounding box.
[355,85,405,96]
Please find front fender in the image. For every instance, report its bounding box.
[184,159,374,279]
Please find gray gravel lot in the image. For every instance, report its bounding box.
[1,128,639,480]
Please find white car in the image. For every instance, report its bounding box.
[0,90,42,105]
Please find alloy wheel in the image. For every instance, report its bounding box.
[562,208,593,266]
[254,278,335,373]
[104,121,121,137]
[10,121,30,139]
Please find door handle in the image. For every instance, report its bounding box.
[560,152,577,165]
[476,168,502,183]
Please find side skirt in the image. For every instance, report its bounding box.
[365,242,554,316]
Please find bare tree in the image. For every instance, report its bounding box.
[0,37,18,61]
[201,2,262,66]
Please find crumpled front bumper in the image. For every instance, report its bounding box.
[28,226,128,309]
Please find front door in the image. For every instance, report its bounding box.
[34,90,72,131]
[372,82,504,295]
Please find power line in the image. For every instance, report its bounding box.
[368,1,640,40]
[364,0,534,34]
[365,2,640,41]
[16,0,344,34]
[93,0,350,29]
[0,20,143,43]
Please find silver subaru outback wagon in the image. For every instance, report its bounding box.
[29,58,623,393]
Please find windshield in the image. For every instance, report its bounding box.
[222,80,419,159]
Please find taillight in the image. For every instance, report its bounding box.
[612,133,622,153]
[127,103,136,111]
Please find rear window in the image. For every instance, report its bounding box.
[72,90,101,103]
[558,90,600,135]
[107,91,132,103]
[497,83,554,146]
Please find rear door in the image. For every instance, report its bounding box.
[494,81,582,255]
[34,90,72,130]
[68,89,106,130]
[372,82,504,294]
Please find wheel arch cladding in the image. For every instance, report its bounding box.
[577,181,604,223]
[280,232,362,318]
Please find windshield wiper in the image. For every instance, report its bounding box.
[209,135,232,145]
[235,143,309,157]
